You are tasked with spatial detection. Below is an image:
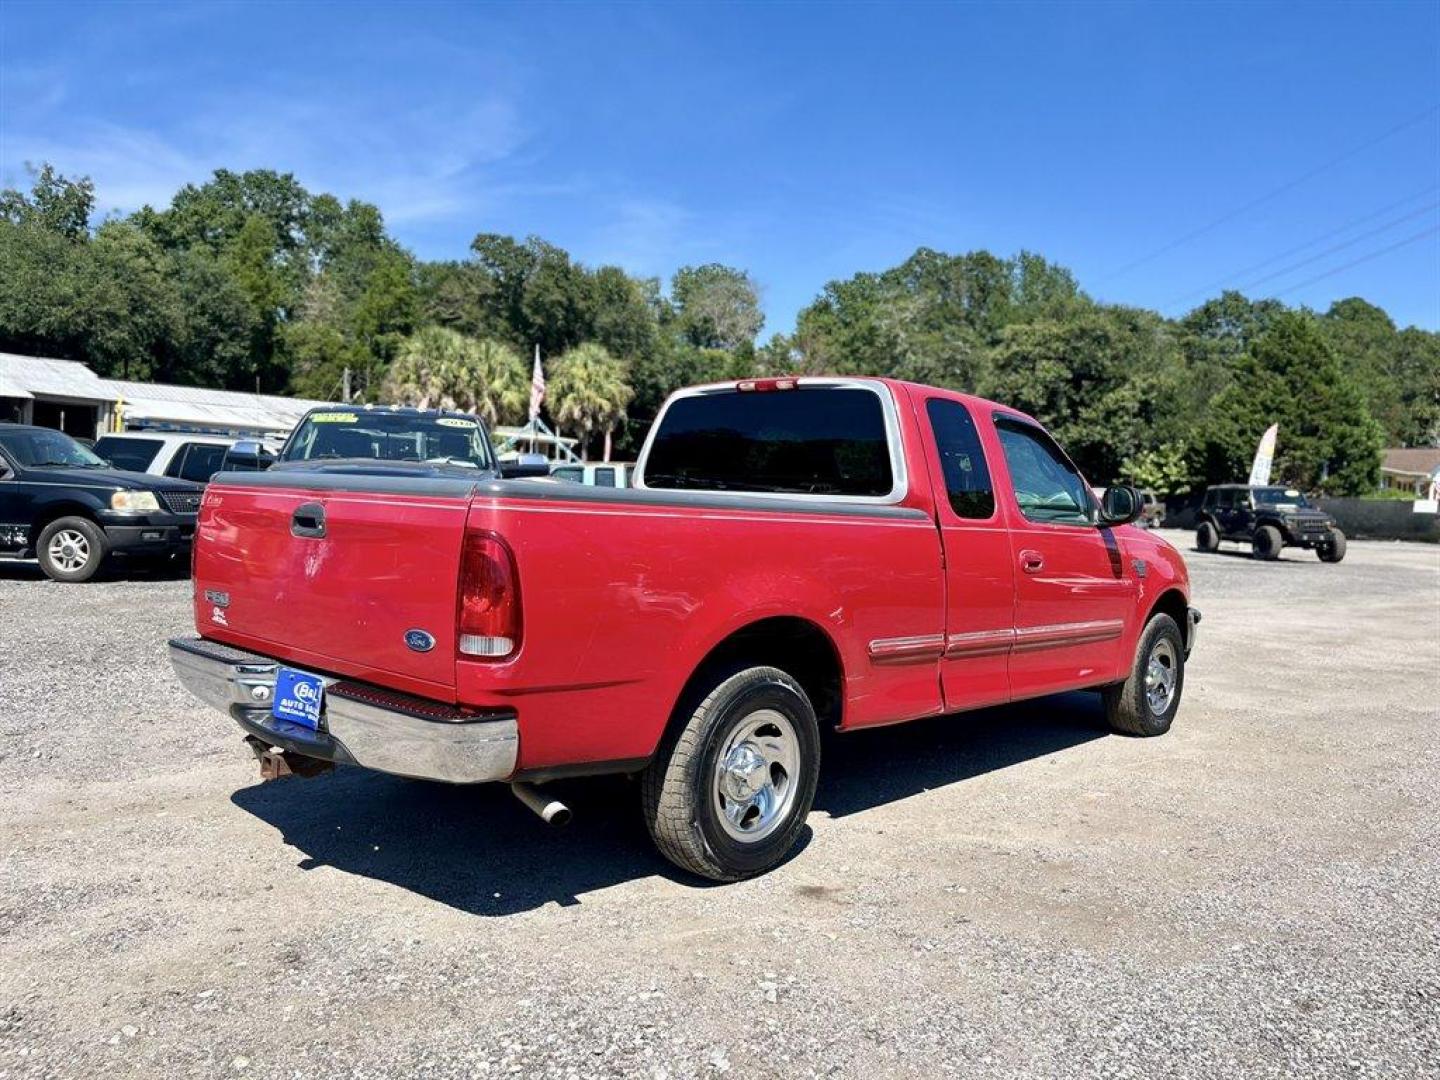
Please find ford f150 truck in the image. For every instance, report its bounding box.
[170,377,1199,880]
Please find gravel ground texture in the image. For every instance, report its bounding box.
[1,530,1437,1079]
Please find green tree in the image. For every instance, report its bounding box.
[0,217,87,360]
[382,326,527,426]
[80,221,181,380]
[671,264,764,350]
[280,321,368,402]
[1200,312,1383,495]
[0,164,94,240]
[1390,328,1440,446]
[167,247,260,388]
[982,306,1185,485]
[548,342,634,461]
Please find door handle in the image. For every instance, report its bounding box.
[1019,549,1044,574]
[291,502,326,538]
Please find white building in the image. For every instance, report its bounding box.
[0,352,330,439]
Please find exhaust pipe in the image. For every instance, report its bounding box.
[510,782,572,827]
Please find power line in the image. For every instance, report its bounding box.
[1272,225,1440,297]
[1235,201,1439,292]
[1162,184,1440,308]
[1100,104,1440,284]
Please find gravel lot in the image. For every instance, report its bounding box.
[1,531,1437,1079]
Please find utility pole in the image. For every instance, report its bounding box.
[342,367,352,404]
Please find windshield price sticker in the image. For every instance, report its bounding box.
[309,412,359,424]
[435,417,477,428]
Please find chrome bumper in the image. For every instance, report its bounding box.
[168,637,518,784]
[1186,606,1201,657]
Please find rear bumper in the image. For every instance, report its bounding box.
[168,636,518,784]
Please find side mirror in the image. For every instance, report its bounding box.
[222,440,269,471]
[498,453,551,480]
[1099,484,1143,527]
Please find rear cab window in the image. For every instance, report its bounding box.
[640,382,900,499]
[925,398,994,519]
[94,437,163,473]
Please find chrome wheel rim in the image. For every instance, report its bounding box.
[48,529,91,573]
[1145,638,1179,715]
[712,708,800,843]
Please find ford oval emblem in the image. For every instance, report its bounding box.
[404,629,436,653]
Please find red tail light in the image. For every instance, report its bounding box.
[457,531,521,659]
[736,377,798,392]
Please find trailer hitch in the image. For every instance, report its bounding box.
[244,736,334,780]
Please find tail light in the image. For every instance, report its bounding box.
[457,531,521,659]
[736,377,798,392]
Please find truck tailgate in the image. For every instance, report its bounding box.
[194,478,473,696]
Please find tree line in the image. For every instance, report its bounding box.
[2,164,1436,493]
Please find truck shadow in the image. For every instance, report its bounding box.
[230,691,1108,916]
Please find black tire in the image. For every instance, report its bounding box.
[1195,521,1220,553]
[641,665,820,882]
[36,517,108,583]
[1102,613,1185,737]
[1318,527,1347,563]
[1252,524,1283,561]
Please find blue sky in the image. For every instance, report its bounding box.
[2,1,1437,333]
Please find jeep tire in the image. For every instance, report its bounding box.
[1252,524,1283,561]
[1318,527,1347,563]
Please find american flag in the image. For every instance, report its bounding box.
[529,344,545,421]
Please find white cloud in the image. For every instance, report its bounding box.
[1,88,529,227]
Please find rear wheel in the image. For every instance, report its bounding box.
[1318,527,1347,563]
[37,517,107,583]
[1103,613,1185,736]
[1252,524,1283,560]
[1195,521,1220,553]
[641,665,820,881]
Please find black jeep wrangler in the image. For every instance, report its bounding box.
[1195,484,1346,562]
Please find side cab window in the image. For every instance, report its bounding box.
[994,417,1095,526]
[925,398,994,519]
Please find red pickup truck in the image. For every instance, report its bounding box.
[170,377,1198,880]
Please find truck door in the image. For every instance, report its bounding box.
[991,416,1137,699]
[0,449,26,551]
[920,396,1015,711]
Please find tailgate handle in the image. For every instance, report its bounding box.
[291,502,326,539]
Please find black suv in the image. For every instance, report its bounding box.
[0,424,203,582]
[1195,484,1346,563]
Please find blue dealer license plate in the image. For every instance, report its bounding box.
[272,668,325,730]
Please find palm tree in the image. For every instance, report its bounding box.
[548,342,634,461]
[465,337,528,427]
[383,326,527,427]
[384,326,468,410]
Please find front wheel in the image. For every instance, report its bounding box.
[1318,527,1347,563]
[1252,524,1283,560]
[1102,613,1185,737]
[641,665,820,881]
[37,517,108,582]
